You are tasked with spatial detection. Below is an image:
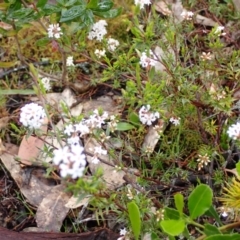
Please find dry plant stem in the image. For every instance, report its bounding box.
[196,221,240,240]
[60,49,67,84]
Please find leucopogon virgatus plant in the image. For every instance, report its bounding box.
[2,0,240,239]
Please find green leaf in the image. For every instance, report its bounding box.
[129,112,141,126]
[116,122,135,131]
[36,0,48,8]
[205,234,240,240]
[43,4,61,15]
[91,0,113,12]
[127,201,141,240]
[60,5,85,22]
[93,7,122,18]
[87,0,98,9]
[188,184,213,219]
[174,193,184,215]
[0,61,17,68]
[8,8,34,19]
[0,89,35,95]
[35,37,50,47]
[236,162,240,177]
[160,220,185,236]
[205,205,222,226]
[204,224,221,236]
[164,207,180,220]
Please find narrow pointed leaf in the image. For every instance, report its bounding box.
[174,193,184,215]
[127,201,141,240]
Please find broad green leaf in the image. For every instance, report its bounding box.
[0,89,35,95]
[36,0,48,8]
[205,205,222,226]
[87,0,98,9]
[188,184,213,219]
[0,61,17,68]
[43,4,61,15]
[64,0,78,7]
[174,193,184,215]
[127,201,141,240]
[164,207,180,220]
[204,223,221,236]
[129,112,141,126]
[8,8,34,19]
[151,232,160,240]
[60,5,85,22]
[236,162,240,177]
[116,122,135,131]
[35,37,50,47]
[93,7,122,18]
[160,220,185,236]
[205,234,240,240]
[91,0,113,12]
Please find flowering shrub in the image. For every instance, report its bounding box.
[1,0,240,239]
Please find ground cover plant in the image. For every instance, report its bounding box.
[1,0,240,239]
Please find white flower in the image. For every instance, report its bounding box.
[107,38,119,51]
[47,23,63,39]
[53,144,86,179]
[91,156,100,164]
[20,103,46,129]
[170,117,180,126]
[214,26,226,36]
[90,146,107,164]
[95,49,106,58]
[181,10,194,20]
[108,115,119,132]
[40,77,51,91]
[134,0,151,9]
[67,136,79,145]
[94,146,107,155]
[197,154,211,171]
[86,109,109,129]
[139,105,160,126]
[66,56,74,67]
[200,52,213,61]
[139,51,157,68]
[227,122,240,140]
[88,20,108,42]
[74,122,90,137]
[64,124,74,136]
[120,228,128,236]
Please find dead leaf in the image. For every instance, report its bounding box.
[0,116,9,130]
[0,142,52,206]
[36,184,71,232]
[225,168,240,179]
[154,1,171,16]
[65,194,90,209]
[142,119,165,153]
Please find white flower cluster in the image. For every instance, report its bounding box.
[139,105,160,126]
[214,26,226,36]
[40,77,51,91]
[63,109,113,138]
[134,0,151,9]
[95,49,106,58]
[88,20,108,42]
[20,103,46,129]
[170,117,180,126]
[53,143,86,179]
[47,23,63,39]
[66,56,75,67]
[107,38,120,51]
[90,146,107,164]
[227,122,240,140]
[139,50,157,68]
[196,154,211,171]
[181,10,194,20]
